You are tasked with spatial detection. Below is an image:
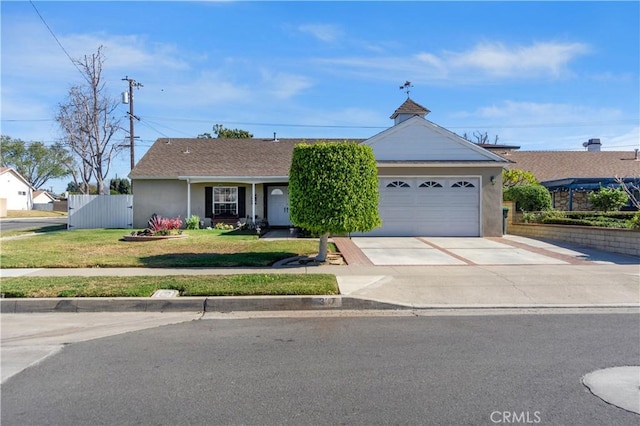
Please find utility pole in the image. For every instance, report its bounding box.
[122,76,143,171]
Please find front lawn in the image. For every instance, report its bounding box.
[0,274,339,298]
[0,229,331,268]
[5,210,67,218]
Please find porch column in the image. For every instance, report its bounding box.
[568,187,573,211]
[187,178,191,218]
[251,183,256,225]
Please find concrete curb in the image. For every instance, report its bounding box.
[2,297,638,314]
[0,295,402,313]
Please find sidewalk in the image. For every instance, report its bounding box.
[2,263,639,312]
[2,234,639,312]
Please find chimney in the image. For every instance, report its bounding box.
[635,148,639,160]
[583,138,601,152]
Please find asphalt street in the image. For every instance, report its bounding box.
[2,312,639,425]
[0,216,67,232]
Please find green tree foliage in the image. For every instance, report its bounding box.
[66,181,97,194]
[588,186,629,212]
[289,142,381,262]
[109,178,132,194]
[503,184,552,211]
[212,124,253,139]
[503,169,538,188]
[0,135,72,189]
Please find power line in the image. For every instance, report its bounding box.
[143,116,387,129]
[29,0,90,85]
[137,115,639,130]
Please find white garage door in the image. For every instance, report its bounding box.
[370,177,480,237]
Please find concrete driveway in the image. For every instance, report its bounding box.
[346,235,637,266]
[332,235,640,308]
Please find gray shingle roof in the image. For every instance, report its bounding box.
[389,98,430,119]
[129,138,363,178]
[500,150,640,182]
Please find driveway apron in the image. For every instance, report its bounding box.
[347,236,571,266]
[331,235,640,308]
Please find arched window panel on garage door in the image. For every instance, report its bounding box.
[452,181,475,188]
[386,180,411,188]
[419,180,443,188]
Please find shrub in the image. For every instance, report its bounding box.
[503,169,538,187]
[213,222,235,230]
[630,212,640,230]
[186,215,200,230]
[503,185,552,211]
[519,210,635,229]
[538,210,566,222]
[588,187,629,211]
[147,215,182,235]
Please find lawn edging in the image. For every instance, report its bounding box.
[0,295,401,313]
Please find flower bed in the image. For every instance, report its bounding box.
[122,234,188,242]
[125,214,185,241]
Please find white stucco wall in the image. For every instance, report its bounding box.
[0,171,33,210]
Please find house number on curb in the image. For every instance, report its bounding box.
[311,297,342,308]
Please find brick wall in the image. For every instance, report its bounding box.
[502,201,639,257]
[508,222,640,257]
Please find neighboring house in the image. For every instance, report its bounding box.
[33,190,56,204]
[130,98,509,236]
[501,144,640,211]
[0,166,34,210]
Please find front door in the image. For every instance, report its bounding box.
[267,186,291,226]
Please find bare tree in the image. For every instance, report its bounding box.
[56,46,122,195]
[462,131,499,144]
[615,175,640,209]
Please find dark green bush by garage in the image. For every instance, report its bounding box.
[504,184,552,212]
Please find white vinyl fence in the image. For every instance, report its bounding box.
[68,195,133,229]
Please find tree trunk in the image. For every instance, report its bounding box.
[316,232,330,263]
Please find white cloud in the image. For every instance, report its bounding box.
[259,70,313,100]
[450,101,636,151]
[298,24,343,43]
[316,40,591,84]
[447,41,590,78]
[605,126,640,150]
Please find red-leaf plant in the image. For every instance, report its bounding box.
[147,215,182,235]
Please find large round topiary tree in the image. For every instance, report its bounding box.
[503,184,552,211]
[289,142,381,262]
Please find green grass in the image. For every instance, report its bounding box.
[5,210,67,218]
[1,224,67,238]
[0,228,332,268]
[0,274,339,298]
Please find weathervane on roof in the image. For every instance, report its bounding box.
[400,81,413,98]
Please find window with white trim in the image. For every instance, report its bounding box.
[213,187,238,216]
[419,181,443,188]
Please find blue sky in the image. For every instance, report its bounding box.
[1,1,639,193]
